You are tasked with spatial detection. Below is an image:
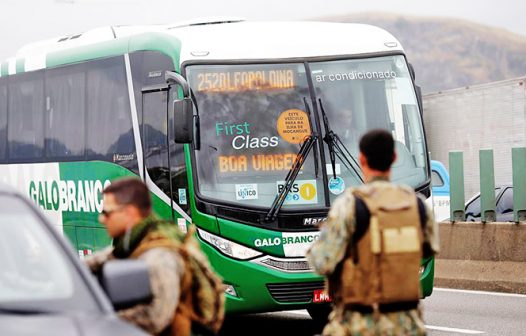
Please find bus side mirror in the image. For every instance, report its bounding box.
[165,71,194,144]
[173,97,194,143]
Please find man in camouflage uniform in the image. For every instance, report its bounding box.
[86,177,184,335]
[307,129,439,336]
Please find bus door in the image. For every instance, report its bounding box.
[141,86,190,219]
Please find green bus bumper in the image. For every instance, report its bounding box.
[199,237,435,314]
[199,237,325,314]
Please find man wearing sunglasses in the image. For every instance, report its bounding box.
[86,177,185,335]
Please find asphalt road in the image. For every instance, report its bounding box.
[219,288,526,335]
[423,288,526,336]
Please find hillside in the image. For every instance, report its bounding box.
[319,12,526,93]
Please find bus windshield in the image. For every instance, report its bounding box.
[310,55,428,202]
[186,55,428,210]
[187,63,325,210]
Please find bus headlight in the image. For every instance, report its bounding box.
[197,228,262,260]
[224,284,238,297]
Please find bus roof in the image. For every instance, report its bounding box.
[1,19,404,75]
[174,20,403,62]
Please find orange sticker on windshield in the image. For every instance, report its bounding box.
[276,109,311,144]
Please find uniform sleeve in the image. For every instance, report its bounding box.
[306,191,355,276]
[117,248,184,335]
[84,246,114,273]
[419,194,440,256]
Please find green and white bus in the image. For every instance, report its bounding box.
[0,18,434,317]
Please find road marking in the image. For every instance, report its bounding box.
[286,310,486,335]
[426,325,484,334]
[435,287,526,298]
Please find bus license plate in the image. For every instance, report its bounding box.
[313,289,331,303]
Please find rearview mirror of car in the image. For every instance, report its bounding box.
[100,260,153,310]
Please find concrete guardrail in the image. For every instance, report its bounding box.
[435,222,526,294]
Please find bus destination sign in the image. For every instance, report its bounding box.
[196,69,295,92]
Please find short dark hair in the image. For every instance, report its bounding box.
[359,129,395,172]
[103,178,151,217]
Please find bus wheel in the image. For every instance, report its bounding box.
[307,305,331,325]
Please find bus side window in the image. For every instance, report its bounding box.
[130,50,189,214]
[143,91,169,180]
[142,90,189,214]
[8,71,45,161]
[86,57,137,171]
[45,65,86,159]
[0,79,6,161]
[130,50,175,127]
[168,91,189,214]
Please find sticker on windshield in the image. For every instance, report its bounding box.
[276,180,317,204]
[276,109,311,144]
[328,176,345,195]
[178,188,187,205]
[326,163,341,175]
[236,183,259,200]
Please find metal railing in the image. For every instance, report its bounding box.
[449,148,526,223]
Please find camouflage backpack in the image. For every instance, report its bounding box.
[133,223,225,336]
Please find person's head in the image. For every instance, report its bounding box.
[359,129,396,181]
[99,178,152,238]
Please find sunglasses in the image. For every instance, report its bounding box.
[100,206,125,218]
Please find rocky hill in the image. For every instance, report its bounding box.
[319,12,526,93]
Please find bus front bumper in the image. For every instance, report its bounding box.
[198,237,435,314]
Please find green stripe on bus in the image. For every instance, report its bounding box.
[128,32,182,72]
[47,32,182,72]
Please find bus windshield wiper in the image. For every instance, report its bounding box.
[265,134,317,222]
[319,99,363,182]
[304,97,319,178]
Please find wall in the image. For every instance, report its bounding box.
[423,77,526,199]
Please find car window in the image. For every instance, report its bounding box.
[0,195,100,313]
[496,188,513,214]
[465,187,502,220]
[465,196,481,220]
[431,170,444,187]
